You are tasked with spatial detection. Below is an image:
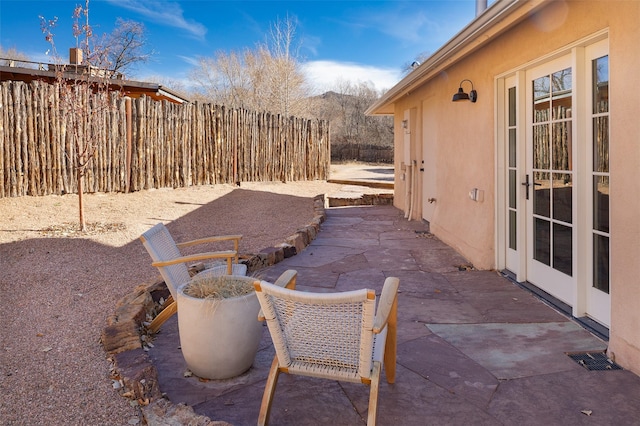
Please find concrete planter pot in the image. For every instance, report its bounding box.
[176,275,262,380]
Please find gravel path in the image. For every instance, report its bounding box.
[0,180,343,425]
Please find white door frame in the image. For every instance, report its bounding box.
[495,31,610,327]
[422,99,437,222]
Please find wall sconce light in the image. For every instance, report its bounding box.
[401,119,408,129]
[452,79,477,103]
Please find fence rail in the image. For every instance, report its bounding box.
[0,80,330,198]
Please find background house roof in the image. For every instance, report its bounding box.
[0,63,190,104]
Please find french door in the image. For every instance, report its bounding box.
[500,37,610,327]
[585,41,610,326]
[525,57,575,305]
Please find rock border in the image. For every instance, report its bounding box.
[101,194,326,425]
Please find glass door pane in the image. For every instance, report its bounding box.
[507,87,518,250]
[592,55,610,294]
[532,68,573,276]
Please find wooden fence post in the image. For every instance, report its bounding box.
[125,96,132,193]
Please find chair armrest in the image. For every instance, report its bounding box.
[373,277,399,334]
[151,250,237,268]
[176,234,242,249]
[254,280,266,321]
[273,269,298,290]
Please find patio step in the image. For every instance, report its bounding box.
[326,184,394,207]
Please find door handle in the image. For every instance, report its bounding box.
[522,175,531,200]
[521,174,542,200]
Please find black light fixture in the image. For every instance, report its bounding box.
[452,79,477,103]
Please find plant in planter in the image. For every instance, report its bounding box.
[176,274,263,380]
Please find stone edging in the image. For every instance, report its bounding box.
[100,194,326,425]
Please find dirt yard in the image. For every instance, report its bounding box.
[0,180,345,425]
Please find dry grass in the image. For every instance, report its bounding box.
[40,221,127,237]
[183,275,255,300]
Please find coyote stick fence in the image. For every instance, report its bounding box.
[0,80,330,198]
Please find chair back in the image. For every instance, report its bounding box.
[255,281,377,383]
[140,223,191,299]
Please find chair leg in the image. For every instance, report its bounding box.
[367,362,382,426]
[148,300,177,334]
[383,296,398,383]
[258,356,281,426]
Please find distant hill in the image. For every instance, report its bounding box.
[311,90,393,163]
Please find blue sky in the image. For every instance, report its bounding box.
[1,0,480,93]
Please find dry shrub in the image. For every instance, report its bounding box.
[183,275,254,300]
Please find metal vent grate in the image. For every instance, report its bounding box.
[568,352,622,371]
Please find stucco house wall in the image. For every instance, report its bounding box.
[606,1,640,378]
[373,0,640,375]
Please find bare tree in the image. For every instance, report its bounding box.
[0,46,31,66]
[104,19,153,77]
[264,14,299,60]
[317,80,393,163]
[40,0,122,231]
[190,50,252,106]
[259,15,311,116]
[190,15,312,117]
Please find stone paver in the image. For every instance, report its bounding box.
[148,204,640,425]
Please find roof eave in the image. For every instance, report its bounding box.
[157,86,190,104]
[366,0,546,116]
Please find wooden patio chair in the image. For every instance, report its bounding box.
[140,223,247,332]
[253,274,399,426]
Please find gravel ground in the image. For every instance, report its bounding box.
[0,180,344,425]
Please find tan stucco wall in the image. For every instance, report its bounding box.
[391,0,640,373]
[606,2,640,376]
[394,69,496,269]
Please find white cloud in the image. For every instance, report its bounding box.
[367,10,437,44]
[335,3,475,53]
[300,34,321,57]
[107,0,207,40]
[177,55,200,67]
[302,60,401,95]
